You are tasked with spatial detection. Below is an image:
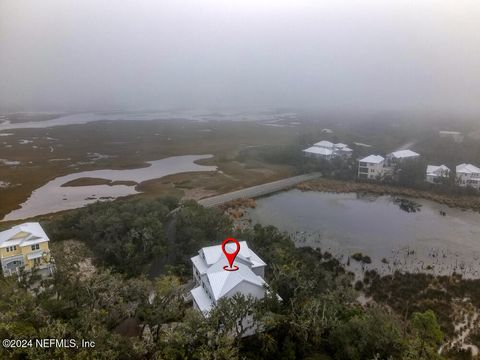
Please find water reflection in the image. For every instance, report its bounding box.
[2,155,216,221]
[246,190,480,278]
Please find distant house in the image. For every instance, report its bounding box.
[333,143,353,158]
[0,222,54,277]
[190,241,268,316]
[386,150,420,164]
[358,155,386,180]
[303,146,334,160]
[313,140,335,149]
[439,131,464,143]
[456,163,480,190]
[426,165,450,184]
[303,140,352,160]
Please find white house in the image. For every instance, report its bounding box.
[303,140,352,160]
[333,143,353,158]
[302,146,334,160]
[358,155,386,180]
[386,150,420,166]
[456,163,480,190]
[426,165,450,184]
[190,241,268,315]
[313,140,335,149]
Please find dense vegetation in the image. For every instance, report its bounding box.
[0,197,469,359]
[46,197,178,275]
[365,271,480,338]
[45,197,231,276]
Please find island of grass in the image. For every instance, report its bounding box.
[61,177,137,187]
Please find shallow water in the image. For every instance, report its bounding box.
[2,155,216,221]
[0,111,298,131]
[246,190,480,278]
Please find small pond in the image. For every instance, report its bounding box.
[245,190,480,278]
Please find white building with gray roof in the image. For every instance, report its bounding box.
[426,165,450,184]
[303,140,353,160]
[190,241,268,315]
[456,163,480,190]
[386,150,420,165]
[358,155,386,180]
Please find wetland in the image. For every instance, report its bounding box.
[244,189,480,278]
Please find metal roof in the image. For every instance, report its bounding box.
[426,165,450,176]
[191,241,268,313]
[191,286,214,313]
[0,222,49,249]
[359,155,384,164]
[457,163,480,174]
[206,259,266,299]
[313,140,335,148]
[198,241,265,267]
[303,147,333,155]
[389,150,420,159]
[191,255,208,274]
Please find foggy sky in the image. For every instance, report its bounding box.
[1,0,480,114]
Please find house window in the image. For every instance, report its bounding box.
[33,258,41,266]
[31,244,40,251]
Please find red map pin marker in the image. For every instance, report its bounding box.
[222,237,240,271]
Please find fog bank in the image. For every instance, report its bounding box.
[1,0,479,114]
